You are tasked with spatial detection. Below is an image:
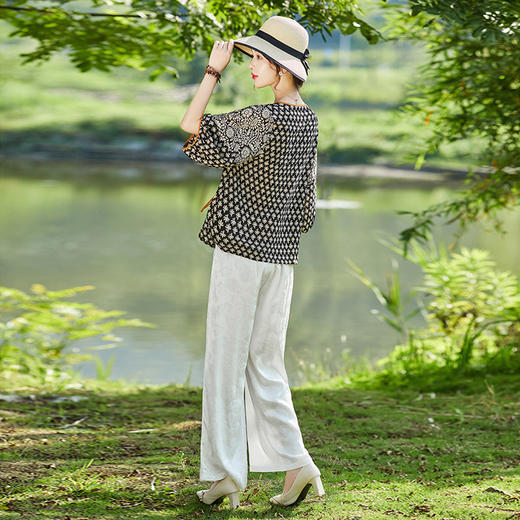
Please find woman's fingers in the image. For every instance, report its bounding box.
[209,40,234,71]
[213,40,234,50]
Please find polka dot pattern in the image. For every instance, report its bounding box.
[182,103,318,264]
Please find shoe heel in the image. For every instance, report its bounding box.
[311,476,325,497]
[228,491,240,509]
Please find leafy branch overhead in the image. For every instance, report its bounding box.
[0,0,380,79]
[383,0,520,250]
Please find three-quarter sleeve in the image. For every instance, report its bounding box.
[182,105,276,168]
[301,144,318,233]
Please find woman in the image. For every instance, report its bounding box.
[180,15,323,510]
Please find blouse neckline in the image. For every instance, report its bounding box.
[273,101,308,107]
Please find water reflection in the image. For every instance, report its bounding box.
[0,159,518,386]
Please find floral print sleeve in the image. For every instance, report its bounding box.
[182,105,277,168]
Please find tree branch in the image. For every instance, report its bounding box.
[0,4,174,18]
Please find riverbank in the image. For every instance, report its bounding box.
[0,129,478,179]
[1,373,519,519]
[0,152,472,187]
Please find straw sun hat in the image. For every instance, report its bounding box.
[233,15,310,82]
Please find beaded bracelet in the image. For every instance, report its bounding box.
[204,65,222,83]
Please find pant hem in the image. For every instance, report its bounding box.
[199,472,227,483]
[249,456,313,474]
[200,472,246,491]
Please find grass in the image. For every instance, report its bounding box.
[1,373,519,519]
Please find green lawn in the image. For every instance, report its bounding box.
[1,373,519,519]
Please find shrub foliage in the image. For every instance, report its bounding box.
[0,284,154,385]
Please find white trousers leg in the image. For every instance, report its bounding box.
[199,244,312,491]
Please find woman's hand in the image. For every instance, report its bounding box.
[208,40,234,73]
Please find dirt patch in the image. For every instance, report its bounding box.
[1,460,63,483]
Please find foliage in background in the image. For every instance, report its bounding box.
[0,284,154,387]
[0,0,380,80]
[2,22,454,169]
[380,0,520,251]
[348,244,520,388]
[347,256,423,345]
[294,346,373,386]
[417,247,520,369]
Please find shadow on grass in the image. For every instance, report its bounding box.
[1,374,519,519]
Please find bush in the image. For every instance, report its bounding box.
[349,244,520,387]
[0,284,154,387]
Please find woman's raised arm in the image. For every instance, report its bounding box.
[180,40,234,134]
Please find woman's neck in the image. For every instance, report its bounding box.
[274,94,304,105]
[272,83,304,105]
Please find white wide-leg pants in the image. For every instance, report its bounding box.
[200,244,313,491]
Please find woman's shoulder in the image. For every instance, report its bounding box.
[257,102,318,123]
[210,104,276,124]
[223,102,317,121]
[213,103,317,137]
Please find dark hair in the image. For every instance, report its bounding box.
[269,58,304,90]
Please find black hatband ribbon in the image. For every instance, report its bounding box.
[255,29,310,73]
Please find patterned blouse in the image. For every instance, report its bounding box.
[182,102,318,264]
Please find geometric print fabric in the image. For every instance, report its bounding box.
[182,102,318,264]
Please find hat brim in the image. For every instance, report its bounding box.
[232,36,307,82]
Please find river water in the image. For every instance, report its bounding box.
[1,158,518,386]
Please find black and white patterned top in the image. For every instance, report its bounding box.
[182,102,318,264]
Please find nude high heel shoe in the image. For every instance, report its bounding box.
[196,476,240,509]
[270,462,325,507]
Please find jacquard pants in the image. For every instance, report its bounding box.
[199,244,313,491]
